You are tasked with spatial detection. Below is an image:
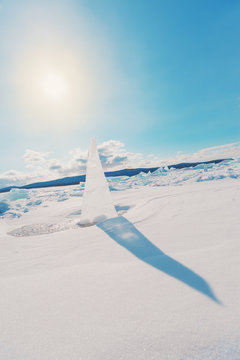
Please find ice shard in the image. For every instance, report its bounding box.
[79,137,117,225]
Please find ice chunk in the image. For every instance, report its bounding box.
[79,137,117,225]
[8,189,28,201]
[0,202,9,214]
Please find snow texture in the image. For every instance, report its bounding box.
[0,159,240,359]
[79,137,117,225]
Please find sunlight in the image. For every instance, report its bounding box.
[14,47,95,131]
[41,72,66,101]
[5,1,116,133]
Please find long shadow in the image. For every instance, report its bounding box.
[97,216,220,304]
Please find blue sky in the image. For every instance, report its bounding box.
[0,0,240,179]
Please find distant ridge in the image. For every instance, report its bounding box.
[0,158,232,193]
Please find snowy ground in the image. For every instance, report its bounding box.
[0,161,240,359]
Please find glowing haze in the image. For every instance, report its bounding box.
[14,46,96,131]
[2,1,120,133]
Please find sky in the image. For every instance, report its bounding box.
[0,0,240,186]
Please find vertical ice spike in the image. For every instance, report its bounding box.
[80,137,117,225]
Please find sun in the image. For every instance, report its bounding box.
[14,47,95,131]
[41,71,66,101]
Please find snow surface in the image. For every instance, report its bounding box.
[0,159,240,359]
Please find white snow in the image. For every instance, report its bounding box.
[0,159,240,359]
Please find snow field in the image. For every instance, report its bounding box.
[0,162,240,359]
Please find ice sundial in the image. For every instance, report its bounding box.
[78,137,117,226]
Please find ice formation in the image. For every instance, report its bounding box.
[1,157,240,220]
[9,189,29,201]
[79,137,117,225]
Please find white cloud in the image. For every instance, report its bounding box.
[1,141,240,189]
[98,140,142,169]
[172,142,240,164]
[23,149,50,168]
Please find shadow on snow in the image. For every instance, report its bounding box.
[97,216,221,304]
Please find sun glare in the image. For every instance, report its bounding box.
[41,72,66,101]
[13,43,102,131]
[5,1,116,133]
